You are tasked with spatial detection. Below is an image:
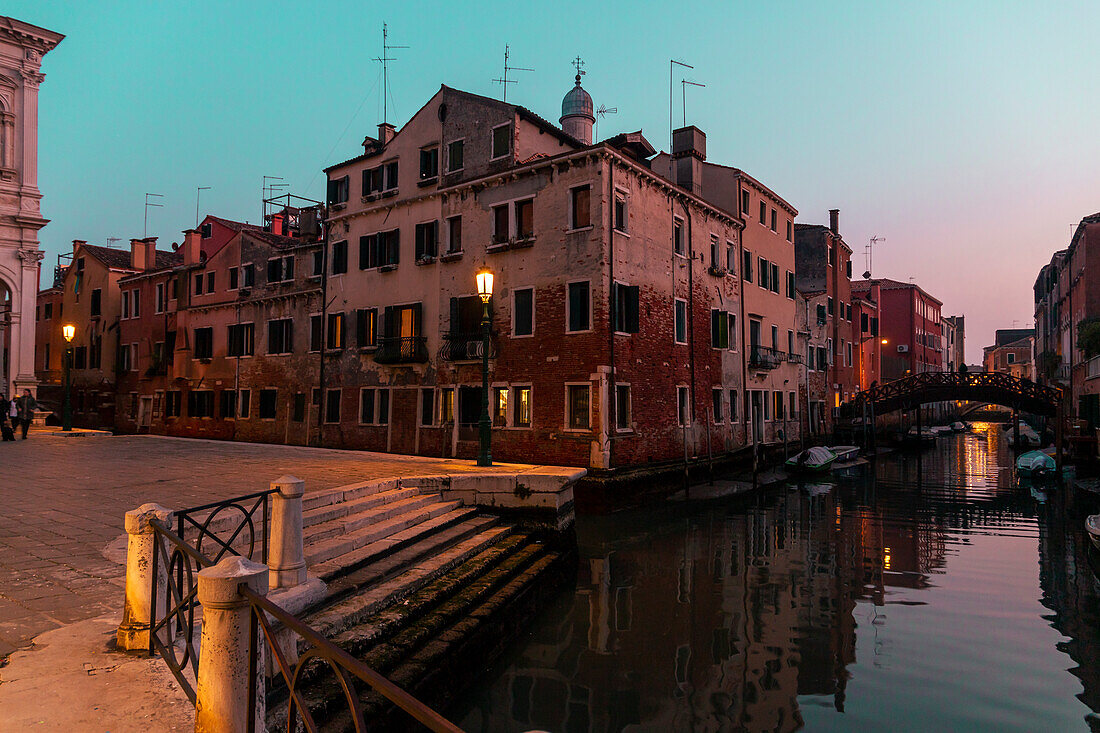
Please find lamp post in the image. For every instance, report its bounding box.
[62,323,75,431]
[476,267,494,466]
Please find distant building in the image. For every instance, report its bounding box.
[0,16,63,397]
[943,315,964,373]
[851,283,882,391]
[983,328,1035,381]
[851,278,944,381]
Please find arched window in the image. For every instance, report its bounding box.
[0,94,13,174]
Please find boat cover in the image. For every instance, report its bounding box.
[1017,450,1055,474]
[792,446,837,467]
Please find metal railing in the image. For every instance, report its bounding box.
[438,331,497,361]
[243,585,463,733]
[374,336,430,364]
[749,345,783,370]
[148,489,277,702]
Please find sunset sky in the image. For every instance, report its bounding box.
[13,0,1100,362]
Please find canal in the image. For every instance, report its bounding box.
[456,423,1100,732]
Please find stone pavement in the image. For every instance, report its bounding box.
[0,430,539,657]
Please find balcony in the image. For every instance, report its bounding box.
[373,336,429,365]
[749,345,784,370]
[438,332,497,362]
[786,351,802,364]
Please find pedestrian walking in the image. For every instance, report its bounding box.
[14,389,38,440]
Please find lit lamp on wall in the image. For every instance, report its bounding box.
[476,267,494,467]
[62,323,75,432]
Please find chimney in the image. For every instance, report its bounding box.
[671,126,706,195]
[72,239,86,254]
[269,212,285,236]
[182,229,202,266]
[130,237,157,271]
[829,209,839,235]
[377,123,396,145]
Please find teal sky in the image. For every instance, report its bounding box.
[12,1,1100,362]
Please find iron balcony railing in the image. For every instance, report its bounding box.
[373,336,429,364]
[749,345,784,370]
[438,331,497,361]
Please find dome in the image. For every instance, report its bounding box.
[561,75,594,121]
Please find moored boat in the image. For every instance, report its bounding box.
[828,446,860,462]
[950,421,967,432]
[1087,515,1100,551]
[786,446,838,473]
[1017,450,1056,478]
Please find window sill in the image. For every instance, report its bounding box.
[331,203,347,211]
[562,427,592,434]
[566,329,594,336]
[487,241,510,254]
[417,177,438,187]
[613,229,630,238]
[379,264,398,272]
[415,256,437,266]
[512,332,534,339]
[566,226,594,235]
[439,251,463,262]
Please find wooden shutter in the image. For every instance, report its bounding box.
[383,306,396,338]
[412,302,423,336]
[625,286,640,334]
[388,230,400,265]
[449,297,459,334]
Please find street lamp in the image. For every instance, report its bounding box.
[62,323,75,431]
[475,267,494,466]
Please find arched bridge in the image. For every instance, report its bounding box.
[844,371,1063,417]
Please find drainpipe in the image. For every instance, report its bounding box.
[738,184,749,454]
[316,207,329,447]
[679,196,697,459]
[607,154,616,469]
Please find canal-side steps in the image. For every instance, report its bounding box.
[262,477,575,730]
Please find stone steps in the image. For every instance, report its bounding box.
[304,500,466,567]
[304,492,440,544]
[301,486,424,532]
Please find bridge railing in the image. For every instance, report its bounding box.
[844,371,1062,417]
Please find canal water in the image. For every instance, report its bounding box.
[456,423,1100,732]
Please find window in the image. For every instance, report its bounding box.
[356,308,377,348]
[420,388,434,426]
[774,391,784,419]
[846,341,853,366]
[331,241,348,274]
[846,303,852,321]
[88,345,101,371]
[770,208,777,232]
[360,388,375,424]
[829,246,836,267]
[673,218,685,256]
[310,314,323,352]
[327,175,349,205]
[188,390,215,418]
[90,335,103,369]
[861,312,869,333]
[91,289,102,317]
[440,387,455,423]
[846,260,853,278]
[789,391,797,418]
[513,386,531,427]
[711,310,729,349]
[493,387,509,426]
[312,250,324,278]
[515,199,534,239]
[166,391,181,418]
[612,283,640,334]
[729,389,738,421]
[567,385,590,430]
[770,263,779,294]
[243,264,255,287]
[201,222,213,238]
[726,242,736,272]
[758,201,766,224]
[513,288,534,337]
[415,221,438,260]
[712,388,724,423]
[674,299,687,344]
[155,282,166,312]
[419,147,438,180]
[447,216,462,253]
[286,393,302,422]
[710,236,720,268]
[827,297,834,316]
[220,390,236,419]
[1007,352,1016,364]
[379,390,390,424]
[567,281,591,332]
[492,204,509,244]
[383,161,398,191]
[267,256,294,283]
[122,291,131,319]
[816,304,827,325]
[359,230,400,269]
[227,323,254,357]
[239,389,251,419]
[741,190,750,214]
[743,250,752,283]
[677,386,690,426]
[193,327,213,360]
[828,338,834,365]
[571,185,591,229]
[228,267,239,290]
[327,312,345,349]
[267,319,293,354]
[786,271,795,299]
[763,391,771,420]
[44,302,53,320]
[324,389,341,423]
[788,329,795,356]
[258,389,277,419]
[447,139,464,172]
[614,193,628,232]
[786,220,792,242]
[205,271,215,294]
[616,384,632,430]
[771,324,779,349]
[758,257,768,289]
[491,124,511,159]
[728,313,737,351]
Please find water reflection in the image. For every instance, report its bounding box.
[459,424,1100,732]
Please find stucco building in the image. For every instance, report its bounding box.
[0,17,62,397]
[851,278,943,382]
[982,328,1035,381]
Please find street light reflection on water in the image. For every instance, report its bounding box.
[458,423,1100,732]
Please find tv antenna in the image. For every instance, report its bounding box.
[864,235,885,279]
[594,104,617,143]
[681,79,705,127]
[106,237,123,248]
[196,186,211,228]
[373,22,408,124]
[492,45,533,102]
[262,176,288,223]
[144,192,164,238]
[669,59,693,151]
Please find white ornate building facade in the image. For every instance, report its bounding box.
[0,17,62,396]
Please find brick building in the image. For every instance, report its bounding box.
[851,278,943,381]
[982,328,1034,380]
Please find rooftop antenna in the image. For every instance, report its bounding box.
[669,59,693,152]
[373,22,408,124]
[143,192,164,238]
[864,235,885,279]
[106,237,123,248]
[595,104,617,143]
[262,176,287,223]
[492,45,534,102]
[681,79,705,127]
[196,186,211,228]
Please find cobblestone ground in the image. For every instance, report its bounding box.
[0,431,535,657]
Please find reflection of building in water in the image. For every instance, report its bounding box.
[462,489,952,732]
[1037,493,1100,716]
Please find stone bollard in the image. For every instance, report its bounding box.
[195,556,268,733]
[117,502,174,651]
[268,475,307,589]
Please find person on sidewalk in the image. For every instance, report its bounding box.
[14,389,38,440]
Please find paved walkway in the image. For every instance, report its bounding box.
[0,431,544,730]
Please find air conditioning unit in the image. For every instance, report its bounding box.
[897,344,909,353]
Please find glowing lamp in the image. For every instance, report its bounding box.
[880,338,888,345]
[476,267,494,303]
[63,323,76,342]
